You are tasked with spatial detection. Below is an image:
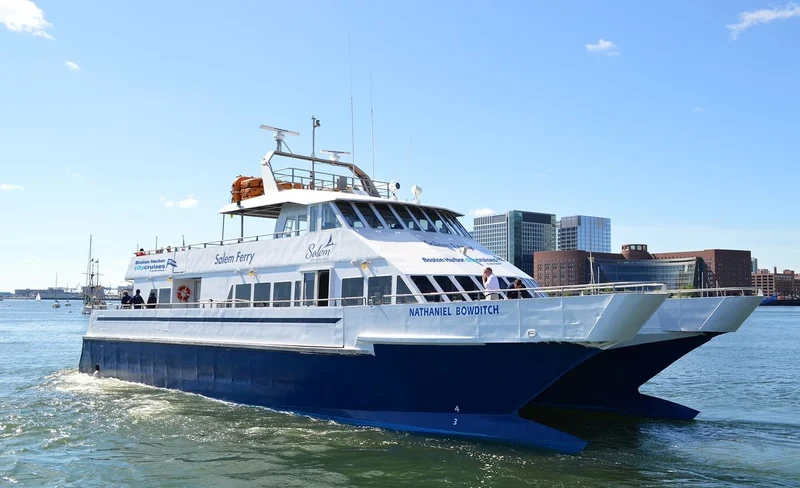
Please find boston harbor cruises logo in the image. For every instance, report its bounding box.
[306,235,335,261]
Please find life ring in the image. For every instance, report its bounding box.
[176,286,191,302]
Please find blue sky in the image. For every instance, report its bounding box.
[1,0,799,291]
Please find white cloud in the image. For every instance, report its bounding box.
[159,194,198,209]
[178,195,199,209]
[158,195,175,208]
[693,106,706,113]
[1,183,24,191]
[0,0,54,39]
[65,61,79,71]
[585,38,619,55]
[727,3,800,40]
[470,208,496,218]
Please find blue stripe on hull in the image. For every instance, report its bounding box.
[522,334,717,420]
[79,339,597,453]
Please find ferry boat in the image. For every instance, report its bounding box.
[79,127,670,453]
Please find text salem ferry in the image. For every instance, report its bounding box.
[79,125,761,453]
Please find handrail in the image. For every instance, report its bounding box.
[664,287,760,297]
[109,281,669,311]
[134,229,307,256]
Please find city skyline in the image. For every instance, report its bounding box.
[2,1,800,291]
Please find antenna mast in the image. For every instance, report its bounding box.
[348,34,356,167]
[370,73,375,180]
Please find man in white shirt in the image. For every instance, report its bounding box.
[482,267,501,300]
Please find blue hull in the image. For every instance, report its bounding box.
[79,339,598,453]
[522,334,717,421]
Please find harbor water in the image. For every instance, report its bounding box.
[1,301,798,487]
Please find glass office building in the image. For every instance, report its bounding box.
[473,210,556,275]
[557,215,611,253]
[594,257,701,290]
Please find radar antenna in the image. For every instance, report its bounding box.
[321,149,351,162]
[259,124,299,152]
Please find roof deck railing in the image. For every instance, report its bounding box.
[273,167,395,199]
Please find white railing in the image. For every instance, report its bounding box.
[134,229,307,256]
[109,282,667,311]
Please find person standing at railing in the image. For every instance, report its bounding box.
[482,267,501,300]
[120,291,131,308]
[506,279,524,299]
[146,290,157,309]
[130,289,145,309]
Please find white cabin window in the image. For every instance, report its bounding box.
[395,277,418,304]
[303,272,316,306]
[341,277,364,306]
[373,203,403,230]
[282,218,295,237]
[321,204,341,230]
[354,203,384,229]
[335,202,365,228]
[273,282,291,307]
[455,275,481,301]
[293,280,301,306]
[433,276,463,301]
[411,276,439,302]
[309,205,319,232]
[392,205,421,231]
[407,206,436,233]
[297,215,308,234]
[426,209,451,234]
[158,288,171,304]
[235,283,251,308]
[367,276,392,305]
[254,283,271,307]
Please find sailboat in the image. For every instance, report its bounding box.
[35,292,41,301]
[52,272,61,308]
[82,235,106,315]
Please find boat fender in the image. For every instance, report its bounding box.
[176,286,191,303]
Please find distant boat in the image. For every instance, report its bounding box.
[65,301,71,307]
[82,235,106,315]
[35,292,41,301]
[53,272,61,308]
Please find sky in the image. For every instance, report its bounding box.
[1,0,799,292]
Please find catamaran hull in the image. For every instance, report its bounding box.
[521,333,715,421]
[522,295,762,421]
[79,338,599,453]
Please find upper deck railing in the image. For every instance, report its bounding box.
[273,166,395,199]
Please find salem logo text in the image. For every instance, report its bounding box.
[306,235,335,260]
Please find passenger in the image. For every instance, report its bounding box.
[482,267,501,300]
[146,290,157,309]
[130,289,145,309]
[135,248,146,256]
[120,291,131,308]
[166,245,172,252]
[506,279,524,299]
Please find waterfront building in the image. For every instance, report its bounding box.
[557,215,611,253]
[473,210,556,275]
[534,244,752,290]
[751,258,758,274]
[752,268,797,298]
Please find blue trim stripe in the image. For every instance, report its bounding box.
[96,316,341,324]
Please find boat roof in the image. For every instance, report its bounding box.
[218,190,464,219]
[218,147,464,219]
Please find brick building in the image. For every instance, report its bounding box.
[752,268,798,298]
[534,244,752,290]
